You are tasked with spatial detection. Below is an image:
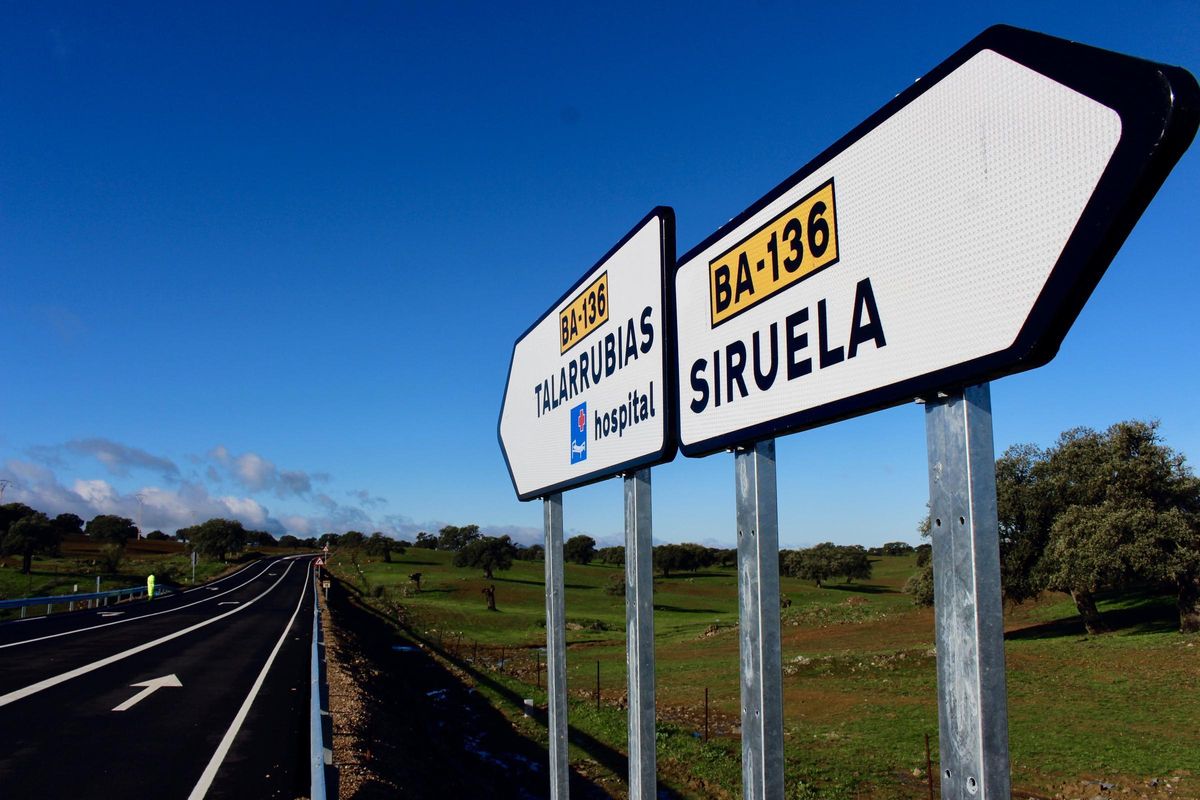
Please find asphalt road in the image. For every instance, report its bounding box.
[0,555,318,799]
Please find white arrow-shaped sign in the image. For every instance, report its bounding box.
[673,25,1199,456]
[112,674,182,712]
[498,209,677,501]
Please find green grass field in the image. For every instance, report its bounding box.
[331,548,1199,799]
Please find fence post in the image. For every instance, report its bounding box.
[925,733,935,800]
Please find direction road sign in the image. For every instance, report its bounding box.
[674,25,1198,457]
[499,209,676,500]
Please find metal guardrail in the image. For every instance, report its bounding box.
[0,585,150,615]
[310,568,330,800]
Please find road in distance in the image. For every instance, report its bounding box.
[0,556,318,799]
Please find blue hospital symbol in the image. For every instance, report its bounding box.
[570,402,587,464]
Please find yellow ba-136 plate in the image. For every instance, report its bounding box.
[709,179,839,327]
[559,271,609,354]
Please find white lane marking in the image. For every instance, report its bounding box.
[188,564,312,800]
[182,560,260,594]
[0,560,301,707]
[112,674,182,712]
[0,561,283,650]
[98,612,125,618]
[217,602,239,606]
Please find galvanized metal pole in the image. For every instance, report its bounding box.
[924,384,1011,800]
[543,493,569,799]
[624,468,656,799]
[734,439,784,800]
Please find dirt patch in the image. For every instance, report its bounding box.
[321,576,615,799]
[657,700,740,740]
[697,621,737,640]
[322,589,396,797]
[1030,773,1195,800]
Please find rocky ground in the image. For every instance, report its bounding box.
[320,576,614,799]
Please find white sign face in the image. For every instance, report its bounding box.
[499,209,675,500]
[674,25,1198,457]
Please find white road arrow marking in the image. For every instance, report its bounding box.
[112,674,182,712]
[98,612,125,618]
[218,601,239,606]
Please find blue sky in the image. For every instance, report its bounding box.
[2,1,1197,548]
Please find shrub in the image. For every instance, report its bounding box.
[98,543,125,574]
[904,564,934,606]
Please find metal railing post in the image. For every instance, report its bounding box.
[310,570,329,799]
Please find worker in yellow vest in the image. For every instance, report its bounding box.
[147,574,156,600]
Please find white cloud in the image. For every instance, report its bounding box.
[219,495,272,528]
[5,458,56,486]
[279,470,313,495]
[346,488,387,508]
[480,523,544,547]
[4,440,531,544]
[137,486,199,525]
[234,453,273,491]
[72,479,119,509]
[2,460,94,515]
[1,459,286,535]
[278,514,315,536]
[208,446,319,499]
[65,438,179,480]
